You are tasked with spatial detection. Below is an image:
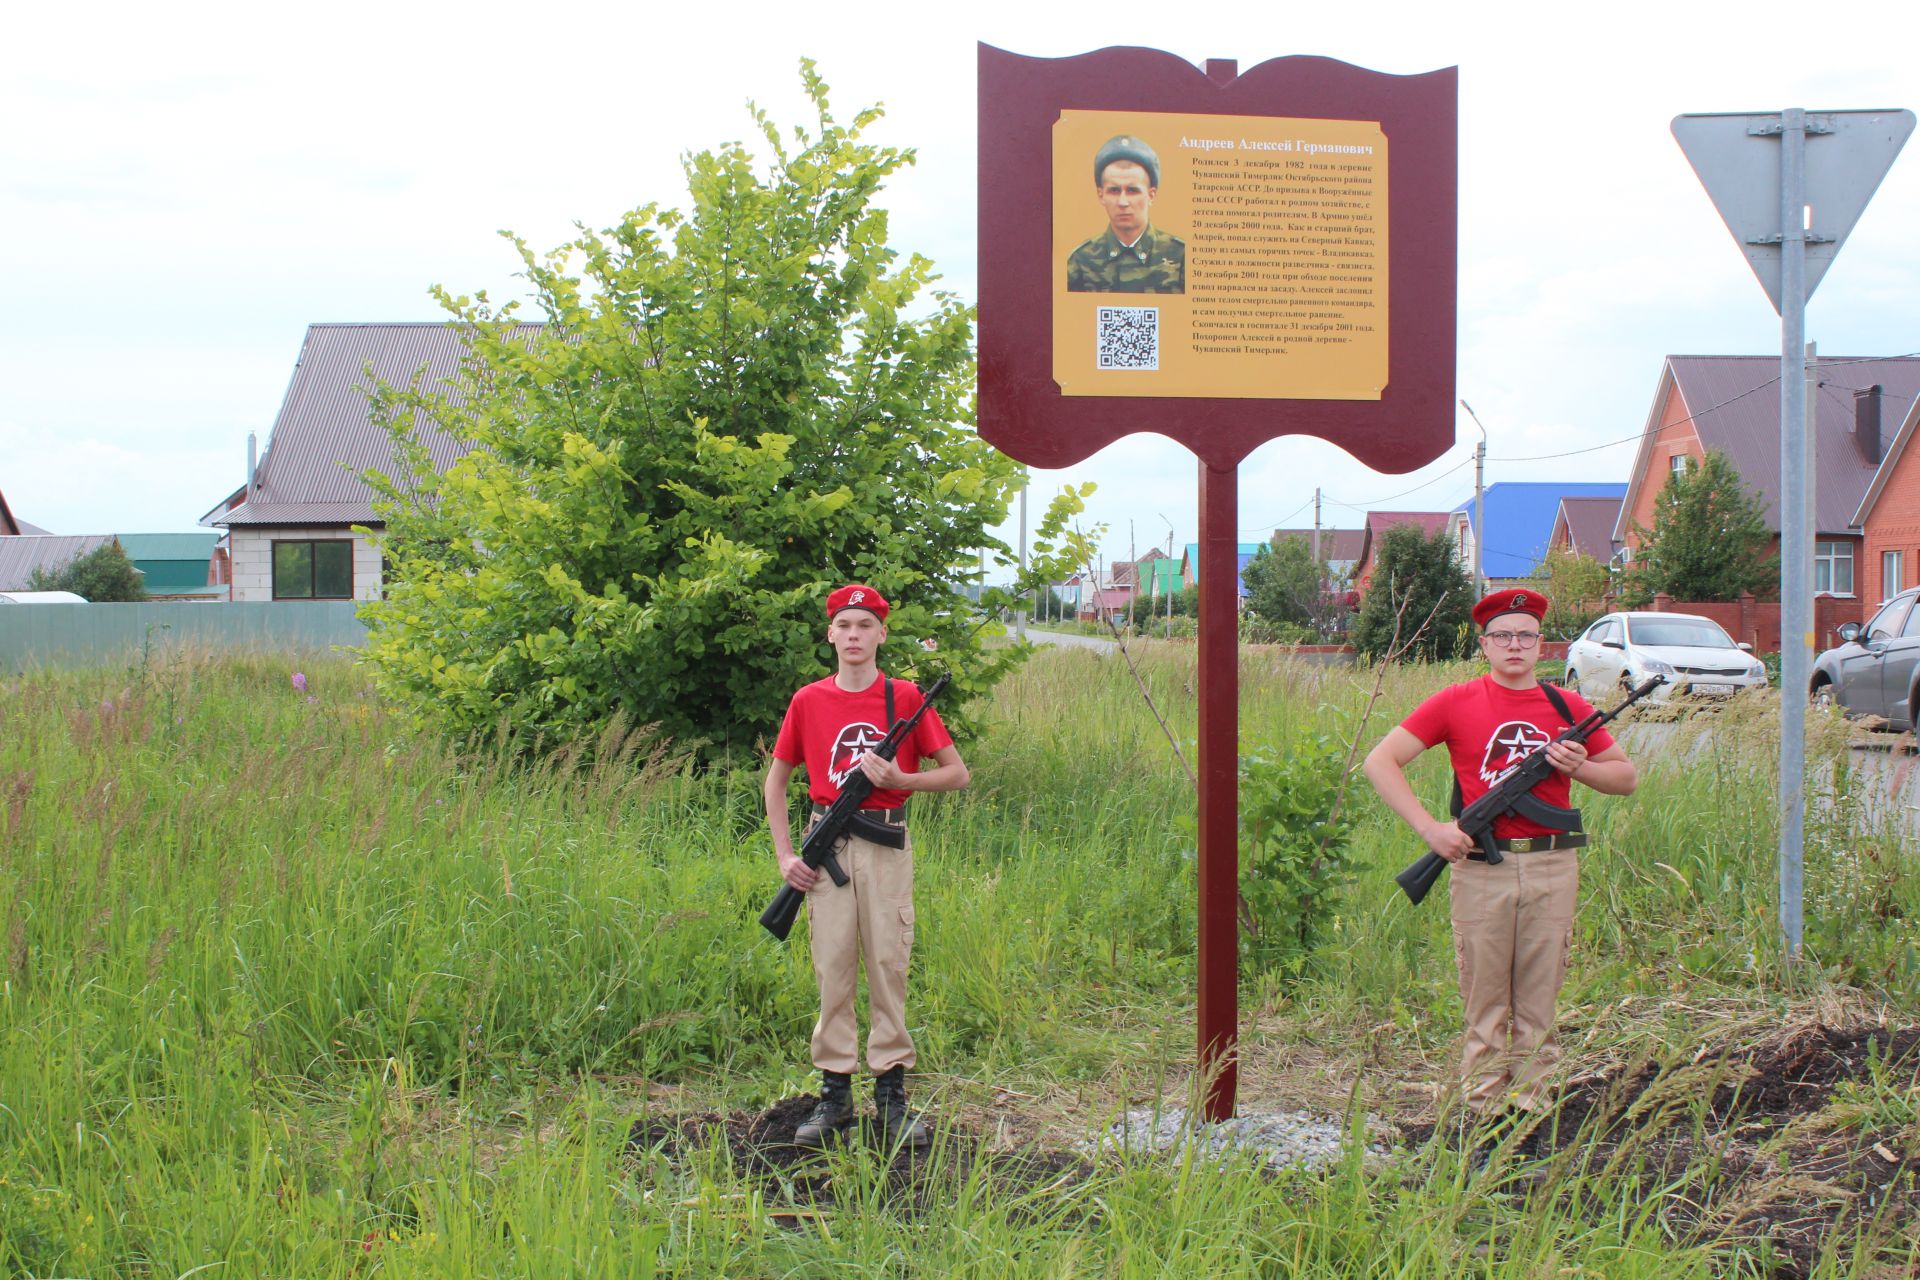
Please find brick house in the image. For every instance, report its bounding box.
[1853,388,1920,604]
[1353,511,1450,594]
[201,323,539,603]
[1615,355,1920,620]
[1548,495,1626,562]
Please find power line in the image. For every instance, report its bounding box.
[1238,494,1315,535]
[1320,455,1474,512]
[1488,353,1920,465]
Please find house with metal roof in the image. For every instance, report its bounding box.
[200,323,541,603]
[1178,542,1266,601]
[1851,389,1920,604]
[1446,482,1629,588]
[116,533,224,600]
[1548,495,1627,563]
[0,535,117,593]
[1268,527,1365,581]
[1353,512,1451,594]
[1616,355,1920,613]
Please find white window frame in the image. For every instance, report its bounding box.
[1884,550,1904,600]
[1815,541,1855,596]
[1669,453,1690,475]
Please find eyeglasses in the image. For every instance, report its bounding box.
[1482,631,1541,648]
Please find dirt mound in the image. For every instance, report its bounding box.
[628,1096,1093,1221]
[1529,1023,1920,1278]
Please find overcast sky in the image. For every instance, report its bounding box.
[4,0,1916,570]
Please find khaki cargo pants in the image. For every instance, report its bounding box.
[1448,847,1579,1113]
[805,829,916,1075]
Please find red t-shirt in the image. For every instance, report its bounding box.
[772,673,954,809]
[1399,676,1616,839]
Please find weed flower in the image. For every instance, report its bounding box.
[291,672,307,693]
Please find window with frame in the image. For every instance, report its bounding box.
[1884,550,1904,600]
[1669,453,1691,475]
[272,540,354,600]
[1815,541,1854,595]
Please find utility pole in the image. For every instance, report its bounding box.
[1461,400,1488,597]
[1312,487,1322,564]
[1016,483,1028,642]
[1161,514,1176,638]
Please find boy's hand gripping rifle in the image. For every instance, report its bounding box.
[758,674,951,942]
[1395,676,1663,906]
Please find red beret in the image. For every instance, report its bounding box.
[1472,588,1548,629]
[826,583,890,620]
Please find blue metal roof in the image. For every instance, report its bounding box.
[1182,542,1264,596]
[1453,482,1628,579]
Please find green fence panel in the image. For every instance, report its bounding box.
[0,602,369,670]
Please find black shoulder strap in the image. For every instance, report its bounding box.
[883,677,895,729]
[1450,679,1577,818]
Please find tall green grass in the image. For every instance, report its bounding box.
[2,645,1914,1276]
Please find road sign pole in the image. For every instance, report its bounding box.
[1777,108,1809,959]
[1196,459,1240,1121]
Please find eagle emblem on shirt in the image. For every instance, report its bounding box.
[1479,720,1552,784]
[828,721,887,787]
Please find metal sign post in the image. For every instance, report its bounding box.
[980,46,1457,1120]
[1673,107,1913,958]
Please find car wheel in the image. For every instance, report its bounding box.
[1563,667,1579,695]
[1810,678,1836,710]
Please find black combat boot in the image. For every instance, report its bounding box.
[793,1070,855,1148]
[872,1064,929,1149]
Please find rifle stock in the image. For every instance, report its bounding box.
[1394,676,1662,906]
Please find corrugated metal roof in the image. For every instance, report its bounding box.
[116,532,220,560]
[1667,355,1920,534]
[1558,496,1625,560]
[1452,482,1627,578]
[204,322,546,527]
[0,534,115,592]
[1272,528,1366,563]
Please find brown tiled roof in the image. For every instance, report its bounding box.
[1622,355,1920,538]
[202,322,545,528]
[1270,527,1365,562]
[1556,496,1623,560]
[0,534,115,592]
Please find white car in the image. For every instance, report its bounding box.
[1563,611,1767,701]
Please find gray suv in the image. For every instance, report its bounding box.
[1809,587,1920,729]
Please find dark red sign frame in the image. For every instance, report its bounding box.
[977,44,1457,470]
[979,45,1457,1122]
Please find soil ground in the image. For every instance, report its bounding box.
[630,1022,1920,1278]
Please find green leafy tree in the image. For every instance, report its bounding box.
[1351,526,1473,662]
[1528,546,1613,639]
[1242,537,1319,630]
[1622,450,1777,603]
[360,65,1093,756]
[1241,534,1351,641]
[27,541,149,601]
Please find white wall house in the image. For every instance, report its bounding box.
[201,322,542,603]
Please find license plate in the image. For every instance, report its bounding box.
[1690,683,1735,696]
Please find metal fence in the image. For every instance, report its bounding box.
[0,602,369,670]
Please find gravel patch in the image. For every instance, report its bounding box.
[1087,1105,1394,1172]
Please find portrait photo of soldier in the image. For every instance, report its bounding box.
[1066,134,1186,295]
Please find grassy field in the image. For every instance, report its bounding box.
[3,644,1917,1277]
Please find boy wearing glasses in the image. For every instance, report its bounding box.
[1364,588,1638,1125]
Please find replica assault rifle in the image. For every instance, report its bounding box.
[1395,675,1664,906]
[759,674,951,942]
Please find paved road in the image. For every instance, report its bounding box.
[1024,627,1119,654]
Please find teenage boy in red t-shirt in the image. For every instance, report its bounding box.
[765,584,970,1148]
[1364,588,1638,1126]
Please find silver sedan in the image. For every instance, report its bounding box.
[1809,587,1920,729]
[1564,611,1768,701]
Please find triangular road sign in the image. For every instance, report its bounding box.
[1672,109,1914,313]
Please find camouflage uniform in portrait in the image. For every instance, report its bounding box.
[1066,225,1187,294]
[1066,133,1187,295]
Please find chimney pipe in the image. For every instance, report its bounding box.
[246,432,258,500]
[1855,386,1884,466]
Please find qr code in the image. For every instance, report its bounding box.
[1096,306,1159,370]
